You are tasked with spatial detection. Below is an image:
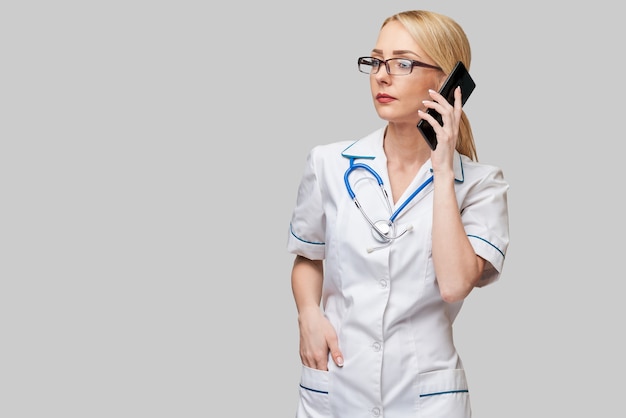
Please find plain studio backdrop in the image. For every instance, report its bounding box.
[1,1,623,416]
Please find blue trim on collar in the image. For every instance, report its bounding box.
[430,153,465,183]
[339,128,466,183]
[454,153,465,183]
[341,140,376,160]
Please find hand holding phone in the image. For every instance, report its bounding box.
[417,61,475,150]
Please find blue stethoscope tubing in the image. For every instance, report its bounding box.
[344,161,434,244]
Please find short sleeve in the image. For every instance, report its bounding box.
[462,166,510,287]
[287,147,326,260]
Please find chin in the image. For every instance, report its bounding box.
[376,113,418,126]
[374,108,396,122]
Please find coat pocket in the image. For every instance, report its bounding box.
[296,365,331,418]
[417,368,472,417]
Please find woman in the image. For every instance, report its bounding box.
[287,9,509,418]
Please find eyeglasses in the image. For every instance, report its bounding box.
[357,56,441,75]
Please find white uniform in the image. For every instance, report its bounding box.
[287,127,509,418]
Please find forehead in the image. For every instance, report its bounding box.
[373,20,422,55]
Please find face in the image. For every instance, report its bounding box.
[369,20,444,125]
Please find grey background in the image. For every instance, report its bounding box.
[1,1,623,416]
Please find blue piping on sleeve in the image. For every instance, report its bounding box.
[467,234,505,258]
[290,223,325,245]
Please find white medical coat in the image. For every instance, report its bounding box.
[287,127,509,418]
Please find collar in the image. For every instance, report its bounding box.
[341,127,465,182]
[340,128,385,160]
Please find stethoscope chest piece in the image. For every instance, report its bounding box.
[372,220,393,243]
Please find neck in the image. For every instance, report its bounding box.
[383,123,431,166]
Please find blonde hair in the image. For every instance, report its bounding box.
[383,10,477,160]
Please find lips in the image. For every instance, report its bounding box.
[376,93,395,103]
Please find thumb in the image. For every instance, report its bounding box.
[328,342,344,367]
[331,350,344,367]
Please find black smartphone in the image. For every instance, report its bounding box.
[417,61,476,150]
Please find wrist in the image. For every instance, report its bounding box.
[432,169,455,183]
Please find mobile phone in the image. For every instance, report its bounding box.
[417,61,476,150]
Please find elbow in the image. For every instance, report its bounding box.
[438,278,478,303]
[439,287,468,303]
[437,258,486,303]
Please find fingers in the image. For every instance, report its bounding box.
[300,346,343,369]
[300,348,343,370]
[332,352,344,367]
[328,344,344,367]
[421,87,461,121]
[300,347,330,371]
[418,87,462,149]
[299,318,344,370]
[325,329,344,367]
[429,85,462,104]
[453,85,463,112]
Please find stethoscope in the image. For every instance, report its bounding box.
[344,161,433,252]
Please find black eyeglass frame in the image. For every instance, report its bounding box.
[357,56,442,75]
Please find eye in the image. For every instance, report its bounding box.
[366,58,381,68]
[395,59,412,70]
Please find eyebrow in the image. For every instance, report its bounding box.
[372,49,420,57]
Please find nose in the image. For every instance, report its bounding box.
[374,64,391,84]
